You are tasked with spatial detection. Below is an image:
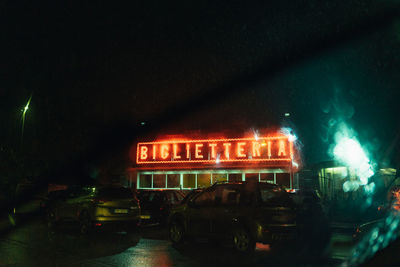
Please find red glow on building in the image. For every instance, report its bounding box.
[127,131,300,191]
[135,135,294,166]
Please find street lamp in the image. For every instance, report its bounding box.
[21,95,32,147]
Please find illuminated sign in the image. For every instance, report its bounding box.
[136,136,293,164]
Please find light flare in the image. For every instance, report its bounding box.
[333,137,374,185]
[332,126,374,192]
[280,127,297,142]
[253,130,259,141]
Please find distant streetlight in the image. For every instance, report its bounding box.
[20,94,32,147]
[284,112,290,117]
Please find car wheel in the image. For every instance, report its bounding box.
[79,211,92,234]
[233,227,255,253]
[169,220,185,245]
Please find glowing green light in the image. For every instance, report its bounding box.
[22,96,31,116]
[333,136,374,185]
[280,127,297,142]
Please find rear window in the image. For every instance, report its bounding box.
[96,187,134,199]
[47,190,68,199]
[258,186,293,207]
[139,191,164,202]
[181,190,201,204]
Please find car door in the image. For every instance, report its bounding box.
[60,187,91,221]
[56,188,79,220]
[164,191,178,216]
[165,191,175,208]
[67,187,92,220]
[211,185,243,238]
[186,188,216,237]
[257,186,297,233]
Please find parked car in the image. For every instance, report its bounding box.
[13,182,47,217]
[40,189,70,217]
[168,181,298,252]
[46,185,141,233]
[138,189,185,225]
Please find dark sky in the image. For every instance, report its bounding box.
[1,1,400,175]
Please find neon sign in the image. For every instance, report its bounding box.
[136,136,293,164]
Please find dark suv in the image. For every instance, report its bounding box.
[168,181,297,252]
[47,185,141,233]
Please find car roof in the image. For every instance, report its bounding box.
[212,181,280,187]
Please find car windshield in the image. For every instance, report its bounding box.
[139,191,164,203]
[181,190,202,204]
[1,1,400,266]
[259,187,293,206]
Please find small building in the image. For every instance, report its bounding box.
[303,160,397,202]
[126,131,300,191]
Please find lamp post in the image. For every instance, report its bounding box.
[20,95,32,147]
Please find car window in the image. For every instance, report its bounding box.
[47,190,69,200]
[193,189,216,206]
[139,191,164,203]
[215,186,241,206]
[259,188,293,207]
[181,190,201,204]
[174,192,184,202]
[64,187,81,198]
[165,191,178,204]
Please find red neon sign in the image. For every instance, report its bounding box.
[136,136,292,164]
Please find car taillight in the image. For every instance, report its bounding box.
[286,189,297,193]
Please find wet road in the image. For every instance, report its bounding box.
[0,217,353,266]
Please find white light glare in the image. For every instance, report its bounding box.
[280,127,297,142]
[216,154,221,164]
[364,182,376,195]
[333,136,374,185]
[343,181,360,192]
[252,129,259,141]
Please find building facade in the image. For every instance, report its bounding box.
[127,132,299,191]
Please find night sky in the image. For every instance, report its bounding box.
[1,1,400,181]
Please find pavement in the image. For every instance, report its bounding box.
[0,215,356,267]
